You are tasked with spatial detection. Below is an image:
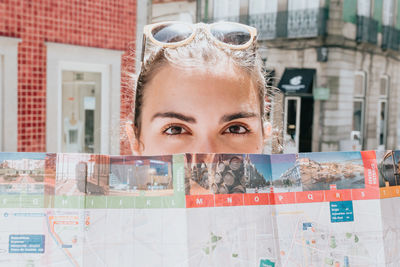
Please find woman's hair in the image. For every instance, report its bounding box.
[132,24,281,151]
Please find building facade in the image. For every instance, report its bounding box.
[135,0,196,71]
[0,0,137,154]
[197,0,400,153]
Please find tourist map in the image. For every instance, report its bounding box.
[0,150,400,266]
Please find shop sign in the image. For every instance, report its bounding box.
[313,87,330,100]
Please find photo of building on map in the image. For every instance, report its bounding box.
[54,154,173,197]
[44,153,57,195]
[55,153,90,196]
[298,152,365,191]
[0,152,46,195]
[55,153,110,195]
[377,150,400,187]
[185,153,271,195]
[270,153,302,193]
[109,155,173,196]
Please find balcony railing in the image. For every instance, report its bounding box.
[356,16,378,44]
[287,8,327,38]
[248,12,277,40]
[201,8,328,40]
[382,26,400,51]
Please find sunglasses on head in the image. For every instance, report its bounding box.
[141,21,257,63]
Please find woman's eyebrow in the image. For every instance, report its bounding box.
[151,112,196,123]
[220,112,258,123]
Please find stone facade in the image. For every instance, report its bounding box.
[261,0,400,151]
[151,0,400,152]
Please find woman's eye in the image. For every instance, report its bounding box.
[224,125,249,134]
[163,125,188,135]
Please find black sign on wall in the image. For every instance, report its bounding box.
[278,68,316,94]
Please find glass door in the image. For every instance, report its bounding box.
[62,71,101,153]
[284,96,301,153]
[377,100,388,150]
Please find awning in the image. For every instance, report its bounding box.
[277,68,316,94]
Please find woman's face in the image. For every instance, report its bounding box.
[134,64,265,155]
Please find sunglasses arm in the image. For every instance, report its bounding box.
[140,34,147,64]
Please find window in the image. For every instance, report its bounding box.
[382,0,395,25]
[352,71,367,147]
[288,0,319,10]
[287,0,321,38]
[151,1,194,23]
[377,75,389,148]
[356,0,379,44]
[213,0,240,21]
[354,71,366,96]
[357,0,372,16]
[379,75,389,96]
[248,0,278,40]
[249,0,277,15]
[353,101,364,132]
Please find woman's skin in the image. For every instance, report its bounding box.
[130,63,266,155]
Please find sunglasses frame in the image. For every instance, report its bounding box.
[141,21,257,63]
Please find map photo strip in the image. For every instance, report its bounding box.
[1,150,400,266]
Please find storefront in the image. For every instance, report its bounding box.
[46,43,123,155]
[278,68,315,153]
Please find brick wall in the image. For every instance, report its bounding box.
[0,0,136,152]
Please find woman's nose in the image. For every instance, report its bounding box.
[191,136,219,154]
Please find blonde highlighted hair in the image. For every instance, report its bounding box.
[130,23,282,152]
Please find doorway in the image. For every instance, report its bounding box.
[283,96,314,153]
[61,71,102,153]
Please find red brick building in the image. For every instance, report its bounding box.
[0,0,136,154]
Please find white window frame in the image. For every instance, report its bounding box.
[46,43,123,154]
[377,99,388,147]
[352,99,365,133]
[377,75,389,148]
[352,71,367,147]
[284,96,301,153]
[0,37,20,152]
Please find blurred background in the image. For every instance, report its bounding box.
[0,0,399,154]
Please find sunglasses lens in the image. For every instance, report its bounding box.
[151,23,193,43]
[210,23,251,46]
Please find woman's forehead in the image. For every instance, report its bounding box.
[152,62,252,85]
[148,63,254,89]
[142,64,260,116]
